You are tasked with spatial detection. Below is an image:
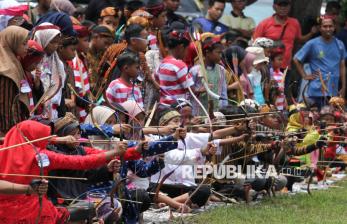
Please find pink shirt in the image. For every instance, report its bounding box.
[272,69,285,110]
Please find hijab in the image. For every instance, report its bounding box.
[84,106,116,126]
[21,40,45,71]
[84,106,117,150]
[0,120,51,184]
[33,22,65,119]
[0,25,29,107]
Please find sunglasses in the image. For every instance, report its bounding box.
[131,37,149,44]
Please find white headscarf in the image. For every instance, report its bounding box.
[84,106,118,150]
[33,22,65,119]
[84,106,116,126]
[0,0,20,31]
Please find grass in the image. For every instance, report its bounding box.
[183,179,347,224]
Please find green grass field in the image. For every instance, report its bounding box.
[184,180,347,224]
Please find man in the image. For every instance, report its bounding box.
[253,0,316,69]
[164,0,187,26]
[294,16,346,109]
[253,0,316,101]
[220,0,255,39]
[87,25,114,91]
[192,0,228,35]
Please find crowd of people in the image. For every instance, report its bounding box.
[0,0,347,223]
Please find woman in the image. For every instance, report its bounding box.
[0,26,29,136]
[84,105,132,150]
[20,40,45,115]
[33,22,65,119]
[0,120,127,223]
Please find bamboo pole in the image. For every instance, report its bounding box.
[0,173,87,180]
[0,135,56,152]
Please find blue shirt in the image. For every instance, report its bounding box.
[192,17,229,35]
[295,37,346,97]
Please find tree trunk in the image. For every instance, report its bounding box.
[290,0,323,34]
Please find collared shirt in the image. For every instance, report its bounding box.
[220,11,255,32]
[253,15,302,69]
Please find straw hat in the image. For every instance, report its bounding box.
[245,47,269,65]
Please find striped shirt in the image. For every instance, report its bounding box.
[106,78,144,108]
[155,56,194,105]
[272,69,285,110]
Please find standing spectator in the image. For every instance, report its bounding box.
[294,16,346,109]
[98,7,120,32]
[192,0,228,35]
[85,0,123,23]
[270,48,286,110]
[87,25,114,91]
[220,0,255,39]
[0,26,29,135]
[253,0,315,70]
[246,47,269,105]
[70,25,91,122]
[164,0,187,26]
[189,36,228,115]
[106,52,144,108]
[146,0,167,50]
[253,0,316,102]
[155,22,193,105]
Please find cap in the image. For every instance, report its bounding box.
[100,7,119,17]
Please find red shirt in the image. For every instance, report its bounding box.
[155,56,194,105]
[106,78,144,108]
[253,15,301,69]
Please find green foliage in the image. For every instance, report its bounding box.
[341,0,347,21]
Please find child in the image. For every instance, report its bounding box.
[87,25,114,90]
[58,36,89,118]
[70,25,91,122]
[98,6,120,32]
[33,22,64,120]
[20,40,45,115]
[270,48,286,111]
[146,0,167,50]
[106,52,144,108]
[155,21,194,105]
[245,47,269,105]
[189,35,228,115]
